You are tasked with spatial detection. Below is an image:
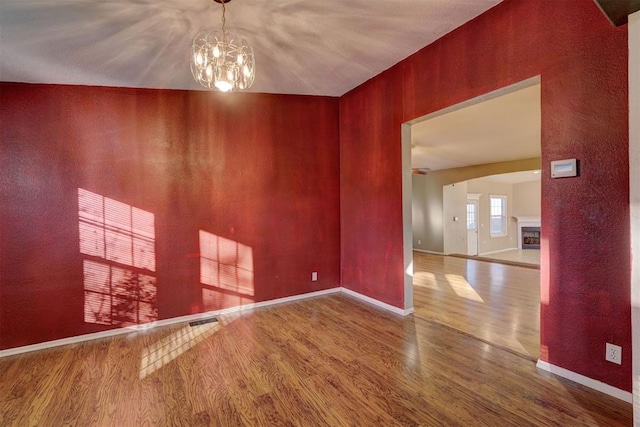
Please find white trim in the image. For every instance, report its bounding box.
[244,288,341,311]
[514,216,541,249]
[0,287,419,358]
[0,288,341,358]
[0,325,146,358]
[405,76,541,126]
[536,360,632,403]
[402,123,414,312]
[341,287,414,316]
[629,10,640,422]
[6,283,634,403]
[413,249,445,255]
[489,194,508,237]
[478,247,519,256]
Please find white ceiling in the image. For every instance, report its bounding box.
[411,84,541,171]
[0,0,502,96]
[1,0,534,173]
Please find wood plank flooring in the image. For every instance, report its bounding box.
[0,257,632,425]
[413,252,541,360]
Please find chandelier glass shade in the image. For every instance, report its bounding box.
[190,0,255,92]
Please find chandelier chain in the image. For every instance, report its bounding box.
[221,0,226,42]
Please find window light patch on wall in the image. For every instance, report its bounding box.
[199,230,254,310]
[78,188,158,326]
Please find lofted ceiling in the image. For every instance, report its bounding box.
[1,0,534,173]
[411,84,541,172]
[0,0,502,97]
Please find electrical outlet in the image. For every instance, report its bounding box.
[312,272,318,282]
[606,343,622,365]
[418,240,422,245]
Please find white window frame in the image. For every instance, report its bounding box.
[466,202,477,230]
[489,195,508,237]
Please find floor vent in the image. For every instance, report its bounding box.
[189,317,218,327]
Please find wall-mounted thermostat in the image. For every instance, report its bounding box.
[550,159,578,178]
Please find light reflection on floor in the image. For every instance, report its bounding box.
[413,252,541,360]
[139,321,221,380]
[444,274,484,303]
[413,272,439,290]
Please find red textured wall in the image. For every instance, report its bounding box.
[340,0,631,391]
[339,65,405,307]
[0,83,340,349]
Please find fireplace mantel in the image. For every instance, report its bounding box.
[514,216,541,249]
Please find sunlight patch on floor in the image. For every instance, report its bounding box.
[445,274,484,303]
[414,271,439,290]
[139,321,221,379]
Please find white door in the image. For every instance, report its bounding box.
[467,200,479,255]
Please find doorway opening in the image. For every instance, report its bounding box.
[402,77,542,360]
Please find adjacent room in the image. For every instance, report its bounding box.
[0,0,638,425]
[410,81,542,360]
[411,82,541,264]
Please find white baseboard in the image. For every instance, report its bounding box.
[536,360,632,403]
[0,287,414,358]
[341,287,414,316]
[479,247,519,256]
[10,290,632,404]
[413,249,444,255]
[247,288,342,311]
[0,288,342,358]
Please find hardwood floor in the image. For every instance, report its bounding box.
[0,255,633,425]
[413,252,541,360]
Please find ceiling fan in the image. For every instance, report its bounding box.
[411,168,431,175]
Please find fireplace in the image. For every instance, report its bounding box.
[514,217,541,250]
[521,227,540,249]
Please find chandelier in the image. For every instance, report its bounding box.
[190,0,255,92]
